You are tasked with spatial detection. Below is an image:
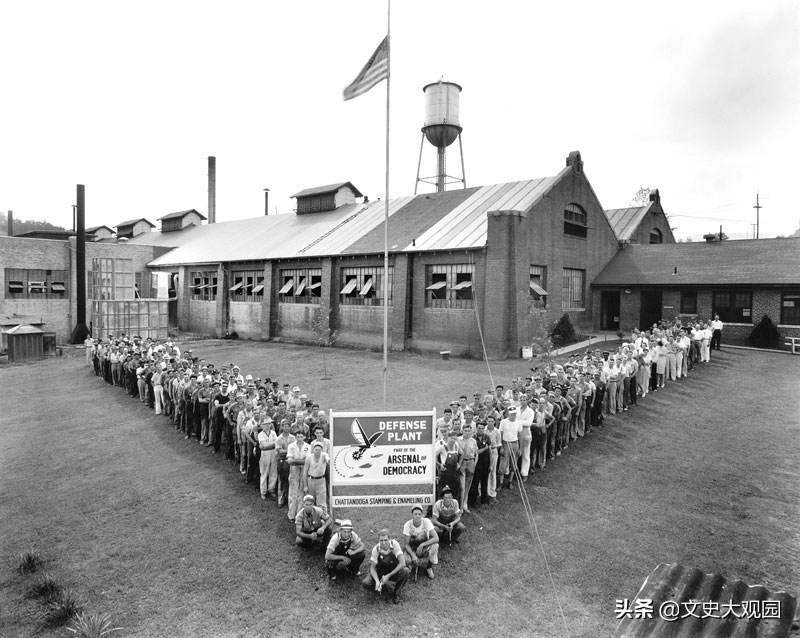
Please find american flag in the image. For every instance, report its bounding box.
[342,36,389,101]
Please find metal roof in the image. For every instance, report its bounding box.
[158,209,207,221]
[404,174,562,251]
[605,205,650,241]
[126,224,204,249]
[86,225,114,233]
[614,563,797,637]
[146,174,563,268]
[291,182,363,199]
[593,238,800,286]
[6,324,44,335]
[116,218,155,229]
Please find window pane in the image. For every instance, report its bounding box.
[782,291,800,325]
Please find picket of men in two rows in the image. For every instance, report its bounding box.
[85,314,720,601]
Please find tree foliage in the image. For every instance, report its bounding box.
[0,216,68,235]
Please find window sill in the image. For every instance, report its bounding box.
[778,324,800,329]
[562,308,586,312]
[721,322,753,327]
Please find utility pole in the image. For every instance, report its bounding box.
[753,193,762,239]
[751,223,757,239]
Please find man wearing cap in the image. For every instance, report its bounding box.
[303,441,329,512]
[211,380,231,454]
[470,420,491,507]
[498,406,521,490]
[437,430,462,503]
[362,529,409,604]
[325,520,366,580]
[402,505,439,580]
[517,395,535,481]
[432,486,466,543]
[294,494,332,549]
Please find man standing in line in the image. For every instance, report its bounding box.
[287,428,311,521]
[303,441,329,513]
[485,415,501,502]
[457,423,477,513]
[711,314,724,351]
[498,407,520,490]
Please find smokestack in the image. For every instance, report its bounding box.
[70,185,89,343]
[264,188,270,216]
[7,210,13,236]
[208,156,216,224]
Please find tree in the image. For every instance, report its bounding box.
[0,216,68,235]
[631,187,652,206]
[310,305,337,380]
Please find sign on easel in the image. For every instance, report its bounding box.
[329,410,436,511]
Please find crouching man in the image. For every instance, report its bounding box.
[294,494,332,549]
[402,505,440,580]
[325,519,365,580]
[362,529,409,604]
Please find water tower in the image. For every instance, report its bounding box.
[415,80,466,194]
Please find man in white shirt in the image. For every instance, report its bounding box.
[711,314,724,351]
[257,418,278,500]
[286,430,310,521]
[498,407,521,490]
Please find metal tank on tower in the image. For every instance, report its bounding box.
[415,80,466,194]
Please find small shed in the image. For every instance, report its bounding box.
[7,324,44,362]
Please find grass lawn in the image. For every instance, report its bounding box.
[1,342,798,637]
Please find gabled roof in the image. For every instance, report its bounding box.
[86,225,114,234]
[593,238,800,286]
[604,205,650,242]
[291,182,363,199]
[157,209,207,222]
[116,218,155,230]
[146,175,563,268]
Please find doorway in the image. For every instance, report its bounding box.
[639,289,662,330]
[601,291,620,330]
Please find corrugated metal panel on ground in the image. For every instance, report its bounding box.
[405,175,559,251]
[614,563,797,637]
[605,205,650,241]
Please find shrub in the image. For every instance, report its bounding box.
[551,313,577,346]
[26,574,63,603]
[16,550,43,575]
[67,611,122,638]
[748,315,780,348]
[40,589,82,628]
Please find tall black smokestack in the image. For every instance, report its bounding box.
[208,156,216,224]
[70,184,89,343]
[264,188,270,216]
[7,210,13,236]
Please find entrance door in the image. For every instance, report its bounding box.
[639,290,662,330]
[601,291,620,330]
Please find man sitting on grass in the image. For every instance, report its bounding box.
[362,529,409,604]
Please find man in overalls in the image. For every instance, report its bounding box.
[431,486,466,543]
[362,529,409,604]
[325,519,366,580]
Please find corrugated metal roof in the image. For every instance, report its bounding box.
[116,218,155,229]
[291,181,363,198]
[298,196,414,256]
[145,174,563,267]
[158,209,206,221]
[404,175,561,251]
[86,225,114,233]
[614,563,797,637]
[147,206,363,267]
[605,205,650,241]
[593,238,800,286]
[343,188,479,255]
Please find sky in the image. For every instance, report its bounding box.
[1,0,798,241]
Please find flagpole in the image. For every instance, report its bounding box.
[382,0,391,409]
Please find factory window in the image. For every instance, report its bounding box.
[564,203,588,238]
[425,264,474,309]
[340,266,393,306]
[230,269,266,303]
[5,268,69,299]
[529,265,548,309]
[90,258,134,300]
[680,290,697,314]
[781,290,800,326]
[190,270,218,301]
[280,268,322,304]
[649,228,663,244]
[561,268,586,310]
[712,290,752,324]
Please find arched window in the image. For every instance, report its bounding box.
[649,228,663,244]
[564,203,587,238]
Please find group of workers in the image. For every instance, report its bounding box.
[84,314,721,602]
